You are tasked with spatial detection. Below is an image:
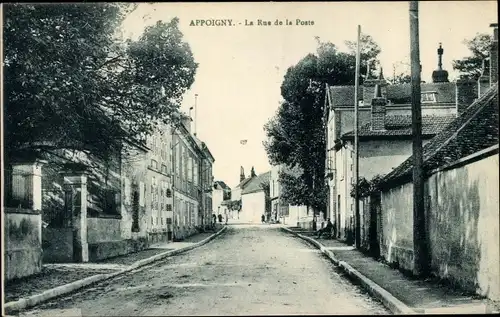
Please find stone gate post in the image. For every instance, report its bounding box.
[63,173,89,263]
[11,159,46,211]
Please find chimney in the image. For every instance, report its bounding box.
[455,78,477,115]
[432,43,449,83]
[363,67,387,107]
[240,166,245,182]
[181,114,192,133]
[371,81,387,131]
[490,23,498,84]
[478,59,490,97]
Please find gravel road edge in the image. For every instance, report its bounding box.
[4,226,228,314]
[280,226,417,315]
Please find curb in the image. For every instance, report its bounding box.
[280,226,417,315]
[4,226,227,314]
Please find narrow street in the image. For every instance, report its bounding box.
[18,225,389,316]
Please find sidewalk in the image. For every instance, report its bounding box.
[4,225,226,313]
[283,226,499,314]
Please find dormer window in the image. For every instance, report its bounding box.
[421,92,437,103]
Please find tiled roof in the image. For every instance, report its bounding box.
[235,177,253,189]
[328,82,456,107]
[381,83,499,185]
[329,86,363,107]
[242,171,271,195]
[341,115,456,138]
[385,82,456,104]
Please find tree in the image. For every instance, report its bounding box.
[452,33,492,80]
[387,72,412,84]
[264,35,381,215]
[4,4,198,164]
[344,33,382,80]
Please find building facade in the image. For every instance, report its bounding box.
[172,117,204,240]
[200,142,215,229]
[324,46,480,243]
[212,181,231,218]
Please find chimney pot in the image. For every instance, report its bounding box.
[490,23,498,84]
[456,79,478,115]
[371,82,387,131]
[363,68,387,107]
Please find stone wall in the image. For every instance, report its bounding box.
[376,150,499,300]
[4,209,42,281]
[42,227,73,263]
[87,216,122,244]
[88,237,149,262]
[380,182,415,272]
[427,153,499,300]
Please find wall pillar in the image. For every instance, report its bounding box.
[11,160,47,211]
[11,160,46,248]
[63,173,89,262]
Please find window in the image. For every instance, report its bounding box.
[421,92,437,103]
[161,164,167,174]
[132,190,140,232]
[151,159,158,170]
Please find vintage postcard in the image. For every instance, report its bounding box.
[2,1,499,316]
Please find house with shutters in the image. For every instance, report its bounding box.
[324,43,482,243]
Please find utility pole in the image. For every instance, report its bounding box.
[354,25,361,249]
[194,94,198,136]
[410,0,429,276]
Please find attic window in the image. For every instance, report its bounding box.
[421,92,437,103]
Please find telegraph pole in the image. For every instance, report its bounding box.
[354,25,361,249]
[194,94,198,136]
[410,1,429,276]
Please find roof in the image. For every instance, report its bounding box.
[234,176,253,189]
[242,171,271,195]
[214,180,230,190]
[327,82,456,107]
[381,83,499,186]
[341,115,456,139]
[328,86,363,107]
[385,82,456,104]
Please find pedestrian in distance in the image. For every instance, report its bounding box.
[225,212,228,225]
[218,213,223,223]
[317,218,334,239]
[261,214,265,223]
[212,214,217,229]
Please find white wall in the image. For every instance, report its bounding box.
[285,205,309,226]
[241,191,265,223]
[232,187,242,201]
[335,144,354,240]
[212,188,224,214]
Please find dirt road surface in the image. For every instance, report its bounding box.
[16,225,390,316]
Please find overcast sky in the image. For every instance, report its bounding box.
[121,1,498,188]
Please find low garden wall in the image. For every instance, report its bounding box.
[4,208,43,281]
